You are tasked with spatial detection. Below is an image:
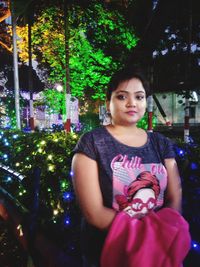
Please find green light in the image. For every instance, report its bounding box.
[61,181,67,188]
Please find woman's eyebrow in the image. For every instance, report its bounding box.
[115,90,145,94]
[115,90,129,94]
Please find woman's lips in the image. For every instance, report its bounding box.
[126,111,137,116]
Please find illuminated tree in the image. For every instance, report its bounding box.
[16,2,138,103]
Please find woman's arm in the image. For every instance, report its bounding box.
[164,158,182,213]
[71,153,117,230]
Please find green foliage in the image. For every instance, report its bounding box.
[0,130,79,225]
[83,2,138,59]
[0,91,26,129]
[42,89,65,115]
[137,112,157,130]
[16,2,138,103]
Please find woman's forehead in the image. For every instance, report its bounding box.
[115,78,145,93]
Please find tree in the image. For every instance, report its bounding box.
[151,0,200,141]
[15,1,138,105]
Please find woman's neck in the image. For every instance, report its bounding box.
[105,124,147,147]
[106,123,140,135]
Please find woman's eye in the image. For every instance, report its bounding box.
[136,95,145,100]
[116,95,126,100]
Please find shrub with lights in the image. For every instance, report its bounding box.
[1,129,200,259]
[173,137,200,258]
[0,130,81,255]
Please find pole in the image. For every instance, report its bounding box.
[11,0,21,129]
[184,96,190,143]
[153,94,171,126]
[147,95,153,132]
[147,67,154,132]
[184,0,192,143]
[64,0,71,132]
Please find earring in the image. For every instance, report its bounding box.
[103,110,111,125]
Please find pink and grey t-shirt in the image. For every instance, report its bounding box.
[73,126,176,265]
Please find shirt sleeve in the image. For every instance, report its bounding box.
[155,132,176,159]
[73,131,97,161]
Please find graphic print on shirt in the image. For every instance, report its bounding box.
[111,154,168,215]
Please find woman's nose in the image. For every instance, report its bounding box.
[126,97,136,107]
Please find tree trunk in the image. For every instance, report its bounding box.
[28,14,34,131]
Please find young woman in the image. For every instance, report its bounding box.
[71,67,182,267]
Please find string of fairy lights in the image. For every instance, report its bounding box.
[0,129,200,257]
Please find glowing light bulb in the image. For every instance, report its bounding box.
[40,140,46,145]
[53,209,59,216]
[61,181,67,188]
[48,165,55,172]
[47,154,53,160]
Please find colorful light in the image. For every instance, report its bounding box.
[47,154,53,160]
[48,164,55,172]
[190,162,198,170]
[64,216,71,226]
[53,209,59,216]
[192,241,200,253]
[63,192,72,201]
[6,176,12,182]
[37,148,43,153]
[177,148,185,157]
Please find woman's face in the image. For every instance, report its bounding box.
[107,78,147,126]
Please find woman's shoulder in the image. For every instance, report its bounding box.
[148,131,176,159]
[80,126,107,140]
[148,131,172,143]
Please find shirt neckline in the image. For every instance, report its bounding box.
[102,126,150,149]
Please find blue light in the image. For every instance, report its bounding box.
[190,162,199,170]
[63,192,71,200]
[70,170,74,177]
[191,241,200,253]
[178,149,184,156]
[3,154,8,159]
[12,134,18,139]
[63,191,73,202]
[6,176,12,182]
[64,216,71,226]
